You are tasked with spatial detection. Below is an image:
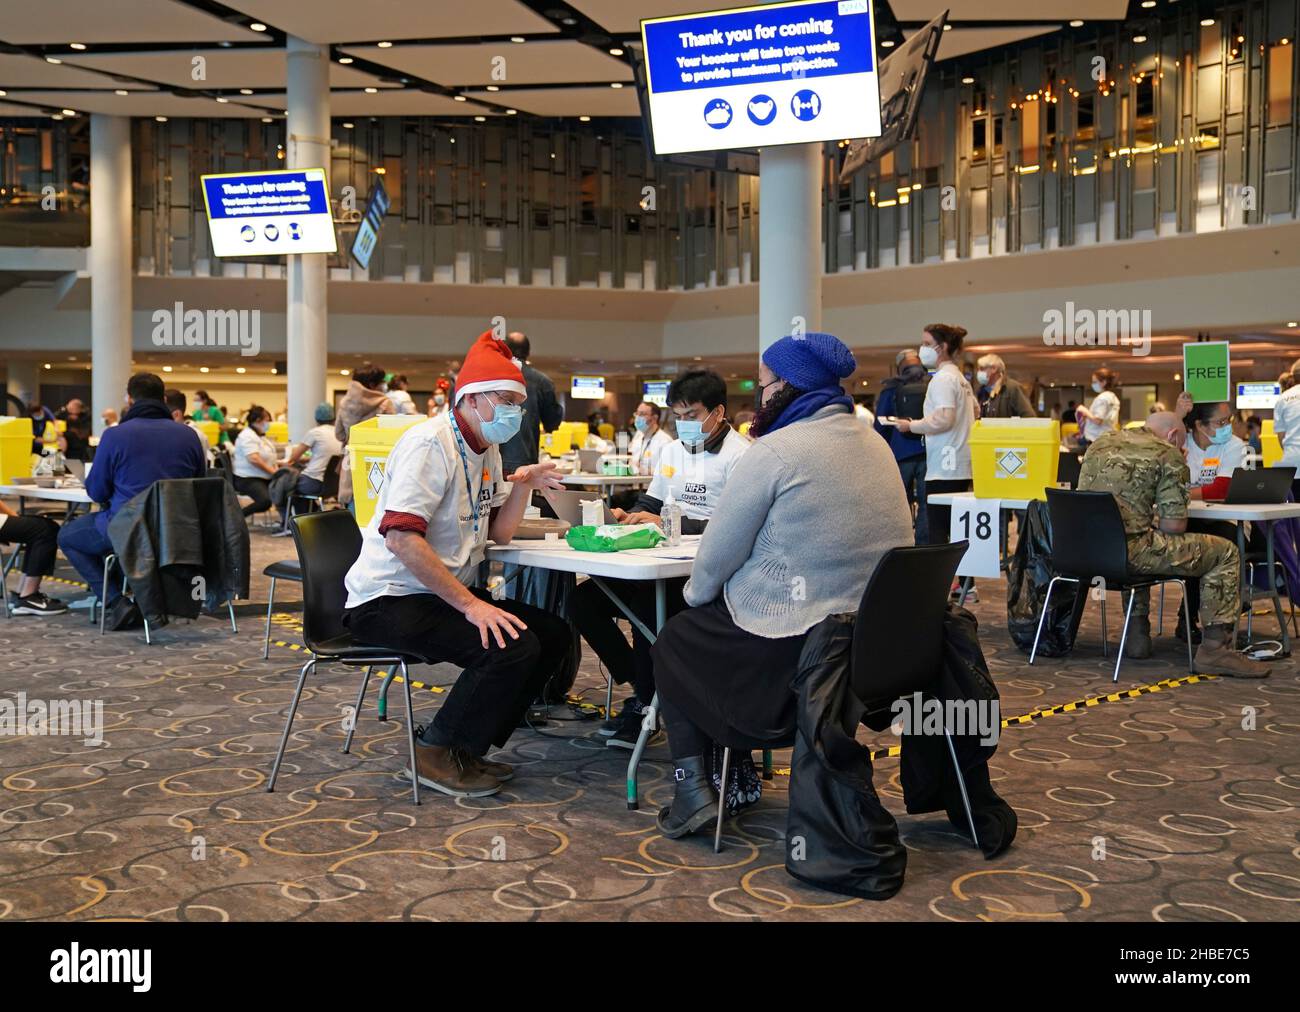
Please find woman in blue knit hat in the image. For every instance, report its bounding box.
[649,332,913,833]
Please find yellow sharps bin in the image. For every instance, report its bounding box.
[195,419,221,446]
[349,414,425,527]
[1261,419,1282,467]
[266,420,289,444]
[970,417,1061,500]
[0,416,35,483]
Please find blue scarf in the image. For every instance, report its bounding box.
[764,386,853,434]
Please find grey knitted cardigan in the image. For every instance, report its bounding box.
[683,403,915,638]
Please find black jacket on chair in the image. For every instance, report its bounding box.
[785,606,1001,900]
[107,477,251,622]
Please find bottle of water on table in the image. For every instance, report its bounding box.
[661,494,682,546]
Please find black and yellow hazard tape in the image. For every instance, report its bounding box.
[45,575,90,590]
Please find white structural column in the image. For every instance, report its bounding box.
[89,114,133,434]
[285,35,330,440]
[757,144,823,352]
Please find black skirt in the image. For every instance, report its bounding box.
[651,597,809,748]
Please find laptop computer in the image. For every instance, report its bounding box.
[1221,466,1296,505]
[541,488,619,527]
[65,458,86,482]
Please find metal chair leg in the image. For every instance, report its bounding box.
[99,555,113,635]
[143,615,152,646]
[268,656,316,792]
[1100,593,1108,658]
[342,665,372,754]
[943,726,980,849]
[376,665,399,721]
[227,599,238,634]
[713,746,731,854]
[1113,586,1138,683]
[399,660,421,806]
[1028,576,1060,665]
[762,749,774,781]
[262,576,277,659]
[1177,580,1195,674]
[1157,584,1165,634]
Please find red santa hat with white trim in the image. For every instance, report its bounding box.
[453,330,527,404]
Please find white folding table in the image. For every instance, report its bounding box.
[558,473,652,495]
[488,536,698,808]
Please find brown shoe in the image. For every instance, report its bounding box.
[407,743,501,797]
[470,754,514,782]
[1193,636,1271,679]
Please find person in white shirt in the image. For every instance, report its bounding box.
[163,388,213,466]
[232,406,279,518]
[629,401,672,476]
[285,402,344,499]
[427,379,451,418]
[343,331,570,799]
[1077,367,1122,447]
[387,374,416,415]
[896,323,977,544]
[575,370,750,748]
[1272,358,1300,499]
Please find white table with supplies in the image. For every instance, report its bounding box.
[929,491,1300,653]
[487,535,699,808]
[0,482,96,521]
[559,473,652,494]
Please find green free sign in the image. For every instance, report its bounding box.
[1183,342,1231,403]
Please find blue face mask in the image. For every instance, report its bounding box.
[476,399,524,444]
[676,419,705,446]
[1209,423,1233,445]
[634,416,648,433]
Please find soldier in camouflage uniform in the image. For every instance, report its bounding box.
[1077,412,1270,677]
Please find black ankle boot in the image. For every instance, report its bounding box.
[944,762,1017,860]
[656,756,718,839]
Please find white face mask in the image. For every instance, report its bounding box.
[919,344,939,367]
[1092,381,1104,394]
[976,370,990,386]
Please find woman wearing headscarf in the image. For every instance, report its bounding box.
[649,332,916,838]
[335,364,395,509]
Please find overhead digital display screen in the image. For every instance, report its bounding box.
[201,168,338,257]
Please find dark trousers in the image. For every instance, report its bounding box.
[345,589,570,755]
[896,455,929,545]
[572,576,685,704]
[925,478,973,546]
[294,474,325,498]
[652,598,808,759]
[233,475,272,516]
[0,514,60,577]
[57,513,119,603]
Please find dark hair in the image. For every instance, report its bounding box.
[750,382,806,438]
[1247,416,1262,430]
[923,323,967,356]
[163,388,187,415]
[637,401,661,422]
[194,389,211,404]
[506,333,530,361]
[668,369,727,412]
[389,374,407,390]
[1093,367,1119,391]
[353,365,386,389]
[127,372,165,402]
[1183,400,1228,433]
[246,405,270,426]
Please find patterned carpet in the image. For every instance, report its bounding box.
[1,523,1298,922]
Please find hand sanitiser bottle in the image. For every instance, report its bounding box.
[661,494,682,546]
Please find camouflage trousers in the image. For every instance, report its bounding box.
[1125,529,1240,626]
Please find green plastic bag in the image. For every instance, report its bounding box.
[565,524,665,553]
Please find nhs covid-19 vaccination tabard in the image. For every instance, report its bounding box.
[640,0,880,155]
[200,168,338,257]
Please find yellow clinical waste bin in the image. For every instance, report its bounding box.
[266,420,289,444]
[348,414,424,528]
[1261,419,1282,467]
[0,416,35,483]
[195,419,221,446]
[970,417,1061,500]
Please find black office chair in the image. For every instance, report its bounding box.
[282,455,343,532]
[1030,488,1194,682]
[267,509,427,804]
[712,541,971,854]
[0,544,26,618]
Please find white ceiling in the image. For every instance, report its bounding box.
[11,90,273,118]
[890,1,1128,21]
[568,0,727,37]
[258,90,494,116]
[0,54,145,90]
[340,40,633,87]
[0,0,269,44]
[69,50,390,90]
[465,85,642,117]
[224,0,559,44]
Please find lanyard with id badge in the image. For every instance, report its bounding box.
[449,411,489,536]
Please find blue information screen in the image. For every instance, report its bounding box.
[640,0,880,155]
[200,168,337,257]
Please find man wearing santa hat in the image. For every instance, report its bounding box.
[344,331,570,798]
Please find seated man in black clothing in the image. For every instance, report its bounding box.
[0,502,67,615]
[573,370,751,747]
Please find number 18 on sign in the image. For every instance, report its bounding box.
[950,499,1001,578]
